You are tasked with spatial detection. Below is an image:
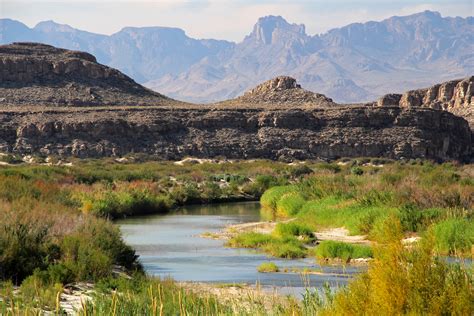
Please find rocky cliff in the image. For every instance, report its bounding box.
[0,106,470,162]
[0,43,471,162]
[0,42,179,106]
[377,76,473,128]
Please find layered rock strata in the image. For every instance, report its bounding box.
[0,107,470,161]
[377,76,473,128]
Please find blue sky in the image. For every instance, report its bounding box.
[1,0,472,41]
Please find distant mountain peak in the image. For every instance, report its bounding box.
[118,26,186,37]
[248,15,306,44]
[411,10,442,18]
[34,20,75,33]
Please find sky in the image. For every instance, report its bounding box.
[1,0,473,41]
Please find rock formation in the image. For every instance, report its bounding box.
[0,43,471,162]
[226,76,335,107]
[0,107,471,161]
[377,76,473,128]
[0,42,180,107]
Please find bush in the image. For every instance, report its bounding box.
[226,232,273,248]
[357,189,393,206]
[430,219,474,256]
[169,182,200,204]
[257,262,279,273]
[289,165,313,178]
[260,185,297,211]
[397,204,423,232]
[20,272,63,310]
[350,166,364,175]
[201,181,222,202]
[276,192,306,216]
[227,232,307,258]
[315,163,341,173]
[262,237,307,258]
[0,211,54,282]
[243,175,288,196]
[313,241,373,262]
[80,189,172,218]
[274,222,314,240]
[325,218,473,315]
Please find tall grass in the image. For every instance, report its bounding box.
[323,218,474,315]
[276,192,306,217]
[312,241,373,262]
[226,232,307,258]
[430,218,474,256]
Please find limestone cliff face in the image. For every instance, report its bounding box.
[0,43,471,162]
[377,76,473,127]
[0,107,471,162]
[0,42,178,106]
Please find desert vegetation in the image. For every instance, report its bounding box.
[0,158,472,314]
[247,159,473,258]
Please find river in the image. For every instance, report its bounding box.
[118,202,364,297]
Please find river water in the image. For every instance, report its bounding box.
[118,202,364,297]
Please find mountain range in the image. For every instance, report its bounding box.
[1,10,473,103]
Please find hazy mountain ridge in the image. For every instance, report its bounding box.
[1,11,472,103]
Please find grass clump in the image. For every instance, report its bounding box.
[276,191,306,217]
[227,232,307,258]
[257,262,279,273]
[226,232,273,248]
[430,218,474,256]
[262,237,307,258]
[260,185,296,211]
[313,241,373,262]
[273,222,314,242]
[79,188,173,218]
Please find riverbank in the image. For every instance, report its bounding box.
[1,158,472,314]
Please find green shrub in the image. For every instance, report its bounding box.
[357,189,393,206]
[19,272,63,310]
[81,190,172,218]
[274,222,314,240]
[276,192,306,216]
[381,173,402,185]
[227,232,307,258]
[430,219,474,256]
[257,262,279,273]
[262,237,307,258]
[313,241,373,262]
[289,165,313,178]
[226,232,273,248]
[325,218,473,315]
[169,182,200,204]
[243,175,288,196]
[397,204,423,232]
[201,181,222,202]
[350,166,364,175]
[260,185,297,211]
[315,163,341,173]
[0,216,52,282]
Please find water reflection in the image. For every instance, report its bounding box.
[118,202,364,297]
